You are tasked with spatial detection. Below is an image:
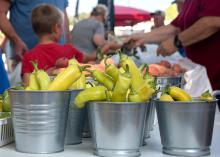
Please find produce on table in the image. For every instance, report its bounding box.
[169,86,192,101]
[159,86,192,101]
[159,94,174,101]
[74,86,107,108]
[111,65,131,102]
[69,73,86,90]
[0,97,3,112]
[159,86,216,102]
[120,53,145,93]
[25,72,40,90]
[32,62,51,90]
[199,90,213,101]
[104,57,119,82]
[87,69,114,91]
[149,60,187,77]
[2,90,11,112]
[74,53,156,108]
[159,60,171,69]
[0,112,11,119]
[0,90,13,118]
[48,64,82,91]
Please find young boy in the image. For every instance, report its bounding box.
[22,4,84,85]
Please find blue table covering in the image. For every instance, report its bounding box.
[0,49,10,94]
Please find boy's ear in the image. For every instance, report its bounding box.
[53,23,60,34]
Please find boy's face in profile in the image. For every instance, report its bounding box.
[53,22,63,42]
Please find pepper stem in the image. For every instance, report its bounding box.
[83,69,94,74]
[162,85,170,95]
[86,82,95,87]
[125,64,130,74]
[79,65,91,72]
[30,61,38,72]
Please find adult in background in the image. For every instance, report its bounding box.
[150,10,165,30]
[71,4,121,61]
[0,0,70,68]
[126,0,220,91]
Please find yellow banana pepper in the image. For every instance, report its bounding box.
[169,86,192,101]
[159,94,174,101]
[111,66,131,102]
[128,93,144,102]
[90,70,114,91]
[26,72,39,90]
[74,86,107,108]
[199,90,213,101]
[138,84,155,101]
[32,62,50,90]
[48,64,81,91]
[104,57,119,82]
[68,58,79,65]
[69,73,86,89]
[0,98,3,112]
[120,53,144,92]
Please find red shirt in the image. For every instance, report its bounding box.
[171,0,220,90]
[22,43,83,75]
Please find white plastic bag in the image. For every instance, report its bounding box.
[9,62,22,86]
[178,58,213,97]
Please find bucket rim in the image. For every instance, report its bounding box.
[155,74,183,79]
[87,101,149,105]
[8,89,74,93]
[155,98,217,104]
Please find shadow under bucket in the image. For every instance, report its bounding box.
[8,90,71,154]
[155,99,217,157]
[88,101,148,157]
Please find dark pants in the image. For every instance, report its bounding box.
[216,95,220,111]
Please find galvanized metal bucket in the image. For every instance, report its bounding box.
[143,75,184,144]
[88,101,148,157]
[65,89,86,145]
[82,107,91,138]
[8,90,71,154]
[156,75,184,97]
[143,98,155,145]
[155,99,217,157]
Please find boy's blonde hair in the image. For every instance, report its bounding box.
[31,4,63,36]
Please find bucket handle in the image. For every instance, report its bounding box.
[212,90,220,98]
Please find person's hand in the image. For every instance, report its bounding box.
[124,33,146,49]
[55,57,69,68]
[157,37,177,57]
[14,38,28,60]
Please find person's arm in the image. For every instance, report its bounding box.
[101,42,122,54]
[157,16,220,56]
[0,0,28,59]
[178,16,220,46]
[93,35,122,54]
[125,24,180,48]
[146,24,180,43]
[63,9,71,44]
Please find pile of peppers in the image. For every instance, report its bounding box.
[24,55,156,108]
[74,53,156,108]
[25,59,88,91]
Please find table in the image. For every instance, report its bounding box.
[1,111,219,157]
